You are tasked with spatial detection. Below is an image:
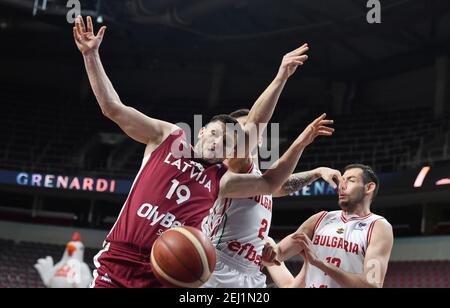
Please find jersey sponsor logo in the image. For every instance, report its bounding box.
[354,222,367,231]
[313,234,359,255]
[163,153,212,192]
[336,227,344,234]
[136,203,184,229]
[226,240,262,266]
[323,217,336,226]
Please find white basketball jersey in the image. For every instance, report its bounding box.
[202,163,273,270]
[305,210,386,288]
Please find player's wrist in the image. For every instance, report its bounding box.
[274,74,288,83]
[313,258,325,269]
[311,168,323,179]
[82,49,100,58]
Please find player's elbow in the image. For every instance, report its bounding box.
[101,102,122,120]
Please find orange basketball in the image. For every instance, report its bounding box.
[150,226,216,288]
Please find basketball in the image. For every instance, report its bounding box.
[150,226,216,288]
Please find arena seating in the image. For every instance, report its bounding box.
[1,87,449,178]
[0,238,448,288]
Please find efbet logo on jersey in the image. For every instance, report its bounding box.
[336,227,344,234]
[354,222,367,231]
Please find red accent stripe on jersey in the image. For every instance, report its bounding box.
[246,163,254,174]
[313,211,328,234]
[366,218,383,247]
[341,211,373,223]
[211,198,232,238]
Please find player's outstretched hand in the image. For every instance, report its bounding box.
[315,167,343,190]
[276,43,309,81]
[296,113,334,147]
[73,15,107,55]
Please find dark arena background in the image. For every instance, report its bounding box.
[1,0,450,289]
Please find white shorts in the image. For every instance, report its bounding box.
[202,250,267,288]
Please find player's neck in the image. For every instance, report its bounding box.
[342,203,371,217]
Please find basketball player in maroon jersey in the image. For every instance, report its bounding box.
[73,16,334,288]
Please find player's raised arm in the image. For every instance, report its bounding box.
[219,114,334,198]
[237,43,309,156]
[73,16,177,146]
[272,167,343,197]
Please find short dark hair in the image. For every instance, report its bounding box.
[344,164,379,197]
[207,114,240,127]
[229,108,250,119]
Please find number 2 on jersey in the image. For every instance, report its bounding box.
[258,219,269,240]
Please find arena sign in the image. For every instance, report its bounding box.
[0,170,131,194]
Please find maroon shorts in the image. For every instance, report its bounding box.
[90,241,163,288]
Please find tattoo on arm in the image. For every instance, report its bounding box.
[281,171,316,194]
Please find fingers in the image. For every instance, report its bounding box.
[289,55,309,62]
[288,43,309,56]
[323,176,338,189]
[73,27,81,43]
[78,15,86,32]
[87,16,94,33]
[318,126,335,133]
[317,130,333,136]
[311,113,327,127]
[332,171,344,187]
[97,26,107,39]
[75,16,85,35]
[318,119,334,126]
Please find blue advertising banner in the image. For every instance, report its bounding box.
[0,162,449,197]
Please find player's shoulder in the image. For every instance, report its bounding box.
[367,215,393,243]
[369,212,390,225]
[372,216,392,232]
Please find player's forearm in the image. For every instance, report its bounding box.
[266,263,295,288]
[315,261,379,288]
[277,235,303,262]
[83,52,123,116]
[247,76,287,127]
[275,169,321,196]
[244,77,287,153]
[262,139,305,193]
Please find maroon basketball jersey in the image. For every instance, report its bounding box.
[106,129,227,251]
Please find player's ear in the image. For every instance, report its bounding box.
[366,182,376,196]
[198,127,206,139]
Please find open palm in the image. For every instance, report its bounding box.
[297,113,334,147]
[73,16,106,55]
